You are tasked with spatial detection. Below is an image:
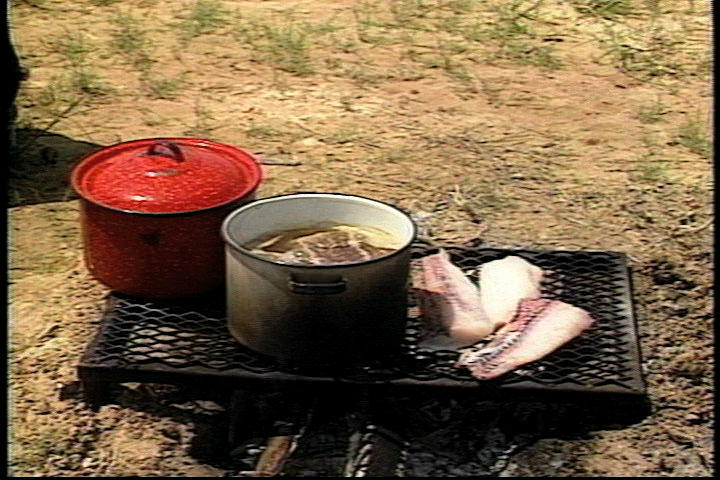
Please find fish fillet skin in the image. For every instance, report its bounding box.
[412,249,494,347]
[456,298,594,380]
[479,256,544,330]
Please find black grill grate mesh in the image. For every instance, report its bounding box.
[78,243,645,397]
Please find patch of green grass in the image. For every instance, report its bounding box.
[141,73,185,99]
[33,80,66,110]
[594,22,686,79]
[341,64,394,86]
[28,75,84,127]
[351,0,423,44]
[70,68,113,96]
[234,17,323,75]
[636,98,670,124]
[406,38,476,81]
[52,31,93,68]
[452,183,517,217]
[643,0,663,15]
[480,80,505,106]
[228,0,562,82]
[485,2,533,39]
[330,36,360,55]
[50,31,113,98]
[694,55,711,79]
[326,129,363,144]
[676,116,711,158]
[9,431,58,474]
[245,122,282,138]
[183,101,216,137]
[572,0,636,18]
[369,146,414,164]
[389,0,438,29]
[490,2,562,68]
[387,64,429,81]
[142,113,172,127]
[352,8,398,46]
[493,40,563,69]
[89,0,122,6]
[631,153,669,183]
[448,0,478,14]
[453,1,563,70]
[109,12,154,70]
[351,1,383,29]
[177,0,230,41]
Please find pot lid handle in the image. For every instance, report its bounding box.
[140,140,185,163]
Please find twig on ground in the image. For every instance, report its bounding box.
[259,157,303,166]
[674,217,713,235]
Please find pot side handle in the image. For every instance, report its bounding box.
[288,275,347,295]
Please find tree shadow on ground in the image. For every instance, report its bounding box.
[8,128,103,207]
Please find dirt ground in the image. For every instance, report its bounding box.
[8,0,713,477]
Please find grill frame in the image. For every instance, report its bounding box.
[77,243,646,405]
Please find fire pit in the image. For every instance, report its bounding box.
[76,242,646,475]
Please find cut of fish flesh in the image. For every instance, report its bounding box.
[456,298,594,380]
[412,249,494,348]
[478,256,544,330]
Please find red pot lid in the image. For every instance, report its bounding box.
[72,138,262,214]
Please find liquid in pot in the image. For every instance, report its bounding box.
[245,224,404,265]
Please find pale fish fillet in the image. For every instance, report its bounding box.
[479,255,544,330]
[456,298,594,380]
[412,249,494,348]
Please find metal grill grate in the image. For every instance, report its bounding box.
[78,243,646,399]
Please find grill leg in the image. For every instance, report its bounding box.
[228,388,262,446]
[227,386,316,447]
[80,378,112,412]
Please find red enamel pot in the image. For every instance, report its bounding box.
[71,138,262,299]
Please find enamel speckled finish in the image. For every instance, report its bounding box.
[72,138,262,298]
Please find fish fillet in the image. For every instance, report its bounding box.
[412,249,494,347]
[479,256,544,330]
[456,298,594,380]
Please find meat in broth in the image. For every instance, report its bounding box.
[245,224,403,265]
